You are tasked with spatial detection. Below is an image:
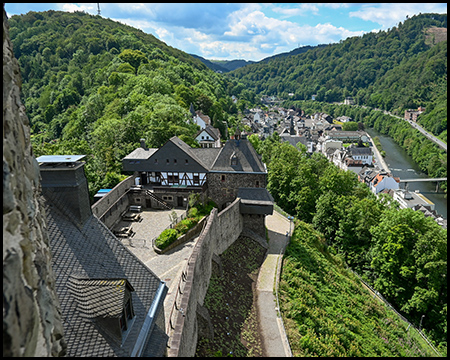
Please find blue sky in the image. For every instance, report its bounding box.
[5,3,447,61]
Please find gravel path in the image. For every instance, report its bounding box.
[256,211,293,357]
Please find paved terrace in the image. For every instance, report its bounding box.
[112,208,198,330]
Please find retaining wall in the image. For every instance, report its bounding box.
[91,175,136,228]
[167,198,244,357]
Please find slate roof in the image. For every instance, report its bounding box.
[122,147,157,160]
[122,137,266,175]
[210,139,266,173]
[67,277,134,318]
[196,125,221,141]
[348,146,372,156]
[191,147,221,169]
[45,198,167,357]
[237,187,274,205]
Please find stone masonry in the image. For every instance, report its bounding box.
[3,7,66,356]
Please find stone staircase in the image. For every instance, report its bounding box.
[146,190,173,210]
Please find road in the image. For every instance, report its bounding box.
[358,105,447,152]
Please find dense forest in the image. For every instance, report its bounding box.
[7,10,244,197]
[227,13,447,140]
[249,133,447,354]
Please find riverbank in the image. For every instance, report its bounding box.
[365,132,389,172]
[366,127,447,219]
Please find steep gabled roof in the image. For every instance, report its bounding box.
[46,200,167,356]
[210,139,266,173]
[195,125,221,140]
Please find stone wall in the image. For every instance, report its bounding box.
[167,198,244,357]
[208,172,267,209]
[3,7,66,356]
[91,174,135,228]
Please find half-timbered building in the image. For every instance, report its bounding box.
[122,136,270,211]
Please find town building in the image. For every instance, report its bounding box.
[36,155,168,357]
[195,124,221,148]
[122,135,272,212]
[358,167,400,194]
[404,107,426,122]
[392,188,435,210]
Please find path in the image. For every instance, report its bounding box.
[256,211,292,357]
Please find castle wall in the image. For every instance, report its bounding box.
[3,7,66,356]
[167,198,244,357]
[208,172,267,209]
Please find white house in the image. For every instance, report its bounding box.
[195,125,221,148]
[370,173,400,194]
[253,112,262,123]
[193,111,211,129]
[347,146,373,165]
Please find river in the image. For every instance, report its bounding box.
[366,128,447,219]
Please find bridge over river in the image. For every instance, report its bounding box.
[399,177,447,192]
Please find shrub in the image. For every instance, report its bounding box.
[182,217,199,228]
[188,207,198,218]
[174,221,189,235]
[155,228,179,250]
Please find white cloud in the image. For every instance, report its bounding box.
[58,3,96,13]
[349,3,448,28]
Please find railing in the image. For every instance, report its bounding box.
[145,190,173,210]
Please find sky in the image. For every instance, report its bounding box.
[4,3,448,61]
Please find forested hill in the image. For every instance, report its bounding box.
[227,13,447,137]
[7,10,241,196]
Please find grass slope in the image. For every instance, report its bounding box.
[279,221,436,357]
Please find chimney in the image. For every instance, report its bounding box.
[37,155,92,228]
[140,138,147,149]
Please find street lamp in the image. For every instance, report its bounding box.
[419,314,425,333]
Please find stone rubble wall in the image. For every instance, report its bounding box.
[3,7,66,356]
[167,198,244,357]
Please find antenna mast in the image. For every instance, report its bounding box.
[97,3,101,16]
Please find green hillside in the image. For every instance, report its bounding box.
[7,10,240,197]
[280,220,441,357]
[249,134,447,355]
[227,13,447,138]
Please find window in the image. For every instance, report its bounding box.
[193,174,199,184]
[255,181,260,188]
[120,299,134,331]
[174,159,177,164]
[166,159,170,164]
[221,175,226,182]
[185,159,189,165]
[168,174,179,183]
[154,158,158,164]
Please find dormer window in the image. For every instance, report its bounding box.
[68,275,135,342]
[230,152,238,166]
